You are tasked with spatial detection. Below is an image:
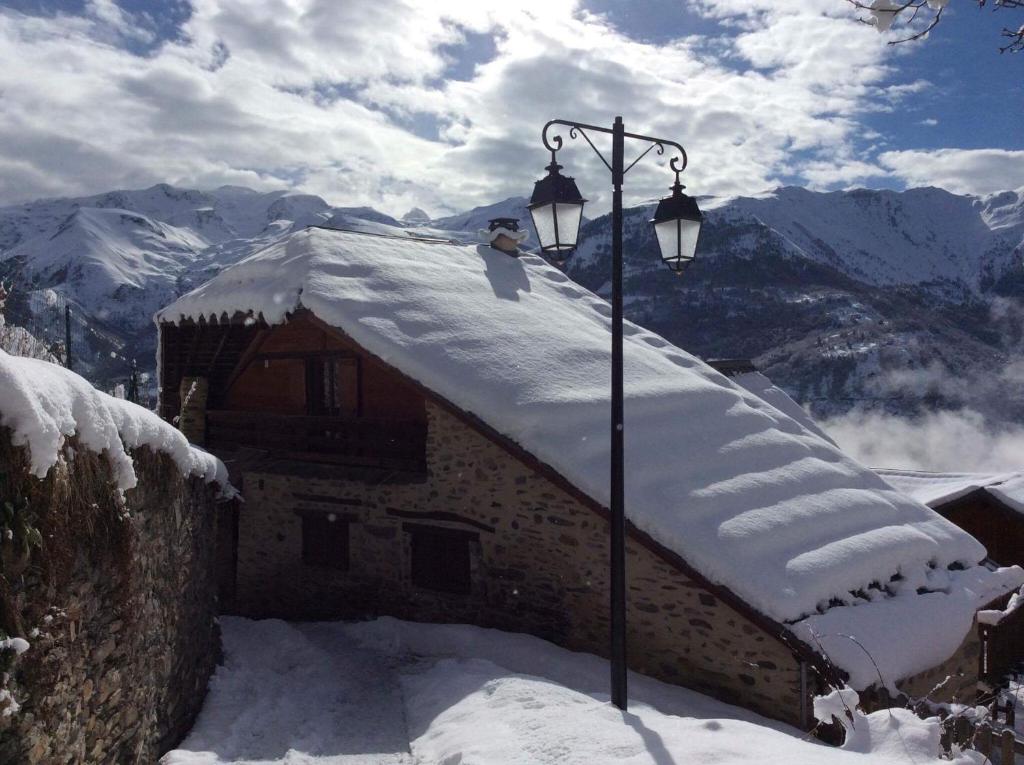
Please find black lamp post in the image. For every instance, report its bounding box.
[529,116,702,712]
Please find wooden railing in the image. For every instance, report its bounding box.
[205,410,427,471]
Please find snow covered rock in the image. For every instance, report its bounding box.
[401,207,431,224]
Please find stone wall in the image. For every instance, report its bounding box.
[856,624,981,715]
[233,401,809,724]
[897,626,981,705]
[0,439,223,763]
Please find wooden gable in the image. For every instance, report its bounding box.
[160,311,427,472]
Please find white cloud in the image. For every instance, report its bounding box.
[0,0,1013,214]
[798,158,887,187]
[879,148,1024,195]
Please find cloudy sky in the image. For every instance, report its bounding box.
[0,0,1021,216]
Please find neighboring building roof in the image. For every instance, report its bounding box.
[157,227,1023,689]
[707,360,837,447]
[877,469,1024,515]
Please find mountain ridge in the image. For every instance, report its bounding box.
[1,182,1021,422]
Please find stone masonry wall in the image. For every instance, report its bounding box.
[897,627,981,705]
[0,442,223,764]
[234,401,808,724]
[857,624,981,714]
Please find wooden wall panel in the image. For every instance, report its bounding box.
[218,313,426,422]
[226,357,307,414]
[940,495,1024,569]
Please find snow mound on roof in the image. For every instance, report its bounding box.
[0,351,232,496]
[157,228,1016,634]
[729,371,837,446]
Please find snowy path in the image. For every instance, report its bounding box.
[162,619,414,764]
[164,617,985,765]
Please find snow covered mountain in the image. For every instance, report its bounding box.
[0,185,419,384]
[1,182,1021,422]
[564,185,1024,423]
[714,186,1024,290]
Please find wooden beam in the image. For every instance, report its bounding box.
[386,508,496,534]
[221,328,271,395]
[185,320,204,369]
[206,324,231,376]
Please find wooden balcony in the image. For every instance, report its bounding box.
[205,410,427,472]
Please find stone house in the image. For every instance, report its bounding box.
[155,225,1023,728]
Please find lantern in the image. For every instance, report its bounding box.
[528,156,587,255]
[651,174,702,273]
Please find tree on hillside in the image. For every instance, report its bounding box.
[847,0,1024,52]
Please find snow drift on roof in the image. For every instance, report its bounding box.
[157,228,1022,685]
[728,371,837,447]
[0,350,232,496]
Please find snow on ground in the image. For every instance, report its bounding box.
[0,350,232,494]
[163,617,986,765]
[162,619,413,765]
[157,226,1024,689]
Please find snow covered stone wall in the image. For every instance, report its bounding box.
[0,354,232,763]
[0,439,225,763]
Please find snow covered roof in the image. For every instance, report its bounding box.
[157,227,1022,687]
[877,468,1024,515]
[0,351,232,496]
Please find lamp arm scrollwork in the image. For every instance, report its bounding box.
[540,118,688,177]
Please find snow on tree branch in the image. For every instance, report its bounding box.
[847,0,1024,52]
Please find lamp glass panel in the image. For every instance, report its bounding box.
[530,202,558,251]
[655,217,701,264]
[553,202,584,249]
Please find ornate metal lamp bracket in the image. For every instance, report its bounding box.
[541,118,688,180]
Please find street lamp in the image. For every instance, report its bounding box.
[528,157,587,255]
[530,116,701,712]
[652,170,703,273]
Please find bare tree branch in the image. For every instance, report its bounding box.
[847,0,1023,51]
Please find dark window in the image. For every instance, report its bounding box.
[407,525,474,594]
[301,514,350,570]
[307,356,359,416]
